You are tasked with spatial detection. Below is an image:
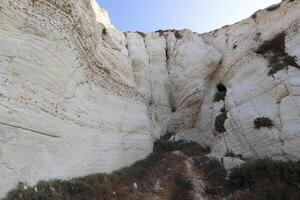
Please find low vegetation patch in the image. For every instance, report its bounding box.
[228,158,300,200]
[195,157,228,195]
[195,157,300,199]
[266,4,281,12]
[102,28,107,36]
[136,31,146,37]
[155,29,173,37]
[214,107,228,133]
[255,32,300,76]
[153,137,210,157]
[213,83,227,102]
[5,127,299,200]
[3,136,209,200]
[254,117,274,129]
[171,173,193,200]
[174,174,193,191]
[4,138,300,200]
[225,149,244,160]
[174,30,182,39]
[251,12,258,19]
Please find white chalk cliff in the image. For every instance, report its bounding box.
[0,0,300,197]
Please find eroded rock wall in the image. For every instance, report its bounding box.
[198,0,300,159]
[1,0,300,197]
[126,0,300,161]
[0,0,154,196]
[126,31,221,135]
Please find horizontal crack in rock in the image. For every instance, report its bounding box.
[0,121,61,139]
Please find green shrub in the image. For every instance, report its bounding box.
[178,142,210,157]
[195,157,300,199]
[214,110,227,133]
[225,150,244,160]
[153,137,209,157]
[196,157,227,195]
[155,29,169,37]
[255,32,300,76]
[213,83,227,102]
[226,158,300,199]
[232,181,300,200]
[171,174,193,200]
[137,31,146,37]
[153,139,180,153]
[266,4,281,11]
[174,174,193,191]
[213,91,226,102]
[229,158,300,187]
[251,12,258,19]
[102,28,107,35]
[174,30,182,39]
[254,117,274,129]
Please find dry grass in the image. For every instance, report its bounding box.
[3,139,208,200]
[4,135,300,200]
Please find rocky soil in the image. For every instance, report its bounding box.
[3,137,300,200]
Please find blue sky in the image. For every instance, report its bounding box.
[98,0,281,33]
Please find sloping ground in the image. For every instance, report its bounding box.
[3,137,300,200]
[2,138,212,200]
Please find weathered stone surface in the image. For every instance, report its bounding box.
[0,0,154,197]
[223,157,245,171]
[198,0,300,159]
[1,0,300,197]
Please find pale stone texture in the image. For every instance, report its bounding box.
[223,157,245,171]
[0,0,154,197]
[197,0,300,159]
[1,0,300,197]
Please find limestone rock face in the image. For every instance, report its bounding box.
[198,0,300,159]
[1,0,300,197]
[0,0,153,196]
[223,157,245,171]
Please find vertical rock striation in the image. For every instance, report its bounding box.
[0,0,153,196]
[1,0,300,197]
